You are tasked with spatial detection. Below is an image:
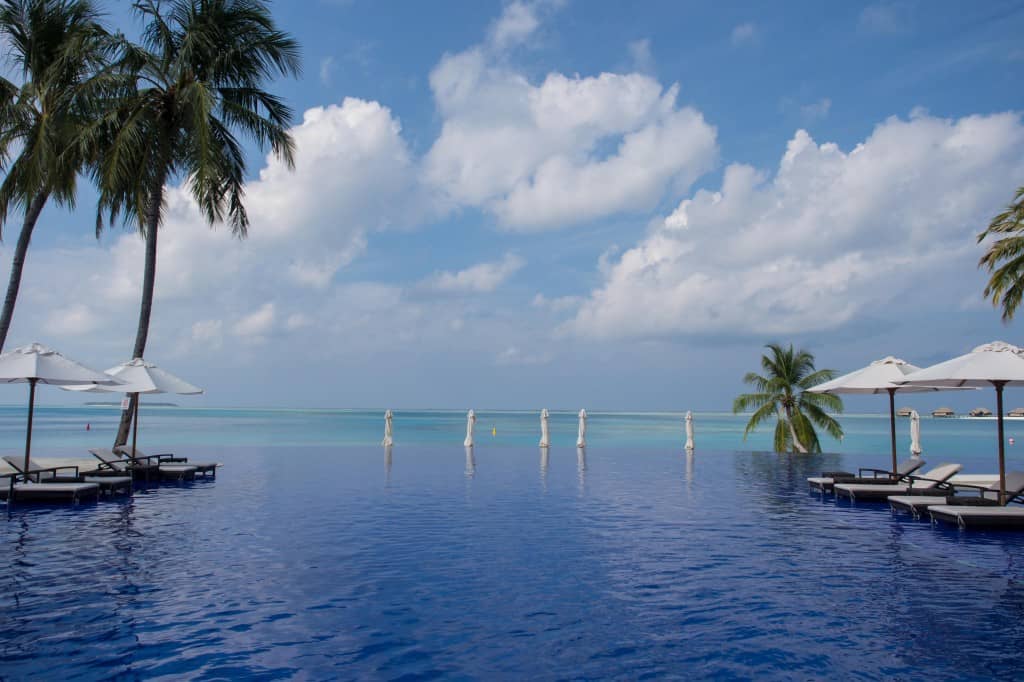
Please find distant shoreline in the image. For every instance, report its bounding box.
[83,402,179,407]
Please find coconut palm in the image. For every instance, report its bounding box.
[0,0,114,351]
[978,186,1024,321]
[733,343,844,453]
[95,0,300,444]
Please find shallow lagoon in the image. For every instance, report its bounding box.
[2,409,1024,678]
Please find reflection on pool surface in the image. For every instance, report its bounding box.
[2,444,1023,679]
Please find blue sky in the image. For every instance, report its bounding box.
[4,0,1024,412]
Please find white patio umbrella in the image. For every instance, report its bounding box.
[464,409,476,447]
[808,356,961,473]
[576,409,587,448]
[899,341,1024,504]
[909,409,922,456]
[539,408,550,448]
[685,411,695,452]
[382,409,394,446]
[0,343,120,476]
[62,358,202,459]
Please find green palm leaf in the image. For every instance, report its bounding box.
[734,343,844,453]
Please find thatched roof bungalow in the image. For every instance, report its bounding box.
[932,407,956,418]
[969,407,993,417]
[896,407,914,417]
[1009,407,1024,417]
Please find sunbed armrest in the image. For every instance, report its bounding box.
[858,467,896,479]
[947,482,991,496]
[28,464,80,481]
[907,475,954,491]
[130,453,169,464]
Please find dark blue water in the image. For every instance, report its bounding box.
[2,443,1023,679]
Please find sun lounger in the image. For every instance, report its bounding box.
[114,445,217,477]
[808,458,925,493]
[929,506,1024,528]
[889,472,1024,518]
[90,448,197,482]
[0,465,99,504]
[2,456,132,496]
[833,463,962,501]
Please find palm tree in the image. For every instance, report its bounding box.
[733,343,844,453]
[978,186,1024,321]
[96,0,300,445]
[0,0,113,351]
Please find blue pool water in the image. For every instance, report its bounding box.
[2,408,1024,679]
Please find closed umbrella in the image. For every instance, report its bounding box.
[0,343,120,476]
[808,356,962,472]
[382,409,394,446]
[576,409,587,448]
[910,409,922,456]
[899,341,1024,504]
[685,411,695,452]
[464,409,475,447]
[539,408,550,448]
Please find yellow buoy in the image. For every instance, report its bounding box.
[492,426,497,436]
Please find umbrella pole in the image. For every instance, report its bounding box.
[887,388,897,473]
[132,392,140,461]
[23,378,37,480]
[996,381,1007,505]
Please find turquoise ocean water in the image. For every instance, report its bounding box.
[5,405,1024,471]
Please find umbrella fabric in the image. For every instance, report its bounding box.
[0,343,116,385]
[0,343,120,483]
[539,409,550,448]
[898,341,1024,387]
[910,409,922,456]
[900,341,1024,504]
[685,411,695,451]
[809,356,929,394]
[105,359,203,394]
[576,409,587,448]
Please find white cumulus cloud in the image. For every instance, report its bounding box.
[424,57,718,230]
[568,111,1024,339]
[424,253,525,293]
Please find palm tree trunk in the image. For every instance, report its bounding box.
[114,170,167,447]
[0,191,50,353]
[783,405,808,454]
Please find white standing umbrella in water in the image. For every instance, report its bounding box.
[900,341,1024,505]
[909,409,922,457]
[685,411,695,452]
[0,343,120,476]
[576,409,587,448]
[62,358,202,460]
[808,356,961,473]
[382,409,394,446]
[464,409,476,447]
[539,408,550,448]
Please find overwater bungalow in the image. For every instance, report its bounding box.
[1009,407,1024,417]
[896,407,914,417]
[932,407,956,418]
[969,407,993,417]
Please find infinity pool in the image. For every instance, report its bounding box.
[2,444,1023,679]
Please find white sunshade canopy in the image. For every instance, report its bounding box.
[61,358,203,395]
[809,356,948,394]
[0,343,121,386]
[898,341,1024,388]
